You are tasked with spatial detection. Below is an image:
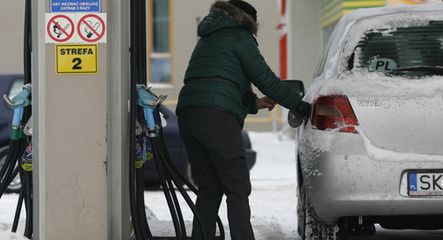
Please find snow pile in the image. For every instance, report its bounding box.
[0,223,28,240]
[0,194,27,240]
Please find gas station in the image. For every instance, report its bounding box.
[0,0,442,240]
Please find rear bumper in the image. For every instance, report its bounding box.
[299,131,443,224]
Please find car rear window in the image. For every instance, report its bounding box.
[354,21,443,77]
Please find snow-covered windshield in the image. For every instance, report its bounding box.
[352,21,443,77]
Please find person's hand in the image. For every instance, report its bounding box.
[256,97,276,111]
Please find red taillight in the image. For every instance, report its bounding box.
[311,95,359,133]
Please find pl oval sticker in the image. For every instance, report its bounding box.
[369,58,397,73]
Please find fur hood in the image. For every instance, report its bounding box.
[211,1,258,35]
[198,1,258,36]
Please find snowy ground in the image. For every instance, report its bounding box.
[0,194,27,240]
[1,132,443,240]
[0,132,299,240]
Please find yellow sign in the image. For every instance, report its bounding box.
[56,45,98,74]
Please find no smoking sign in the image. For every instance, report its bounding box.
[77,13,106,43]
[45,13,107,44]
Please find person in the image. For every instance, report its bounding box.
[176,1,310,239]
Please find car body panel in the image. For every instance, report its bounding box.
[350,96,443,155]
[300,129,443,223]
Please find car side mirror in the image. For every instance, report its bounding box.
[282,80,305,128]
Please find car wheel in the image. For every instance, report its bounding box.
[298,185,346,240]
[0,145,22,194]
[5,174,21,193]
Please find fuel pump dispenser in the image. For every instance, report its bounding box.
[0,0,33,238]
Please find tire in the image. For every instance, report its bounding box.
[0,145,21,194]
[5,174,21,193]
[297,185,346,240]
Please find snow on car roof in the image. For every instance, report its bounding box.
[322,4,443,81]
[344,3,443,22]
[342,5,443,59]
[305,4,443,101]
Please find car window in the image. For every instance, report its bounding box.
[353,21,443,77]
[7,78,24,99]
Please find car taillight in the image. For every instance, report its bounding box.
[311,95,359,133]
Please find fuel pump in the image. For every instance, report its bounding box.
[0,0,33,238]
[129,0,224,239]
[1,85,33,239]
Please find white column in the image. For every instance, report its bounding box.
[32,0,130,239]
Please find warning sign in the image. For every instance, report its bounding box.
[77,13,107,43]
[46,14,75,43]
[45,13,107,44]
[56,45,98,74]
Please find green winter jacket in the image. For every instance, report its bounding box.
[176,1,302,127]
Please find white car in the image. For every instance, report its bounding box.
[291,5,443,240]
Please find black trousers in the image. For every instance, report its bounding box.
[177,107,255,240]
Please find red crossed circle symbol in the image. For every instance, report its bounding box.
[77,14,106,43]
[47,15,75,42]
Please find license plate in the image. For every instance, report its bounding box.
[408,172,443,196]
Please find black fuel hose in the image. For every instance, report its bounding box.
[152,142,184,239]
[0,143,20,198]
[21,0,33,236]
[0,165,20,198]
[12,169,25,232]
[0,142,18,186]
[24,170,33,239]
[129,0,144,236]
[165,172,187,239]
[152,139,207,240]
[136,165,152,240]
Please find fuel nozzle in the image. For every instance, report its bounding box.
[136,84,167,137]
[3,84,32,109]
[3,84,32,140]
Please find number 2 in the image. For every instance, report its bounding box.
[72,58,82,70]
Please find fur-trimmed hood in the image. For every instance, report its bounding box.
[197,1,258,37]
